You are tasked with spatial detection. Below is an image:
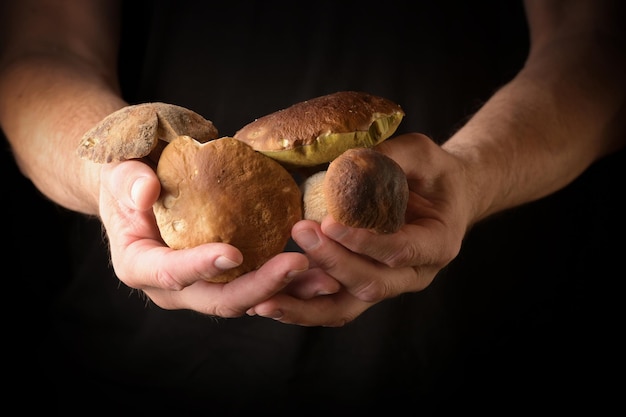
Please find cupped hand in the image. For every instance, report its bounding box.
[98,159,310,317]
[248,133,474,326]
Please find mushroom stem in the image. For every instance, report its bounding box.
[301,170,329,223]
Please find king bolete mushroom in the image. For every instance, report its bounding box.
[300,147,408,234]
[153,135,302,282]
[77,102,219,166]
[233,91,405,168]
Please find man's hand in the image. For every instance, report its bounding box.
[249,134,473,326]
[98,159,312,317]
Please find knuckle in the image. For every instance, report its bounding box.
[155,270,185,291]
[211,304,246,319]
[383,245,416,268]
[353,280,389,303]
[314,252,341,272]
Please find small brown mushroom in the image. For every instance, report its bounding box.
[301,147,408,234]
[153,135,302,283]
[77,102,219,165]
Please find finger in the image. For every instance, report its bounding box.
[100,160,245,289]
[249,290,373,327]
[292,221,431,302]
[99,160,162,243]
[281,267,342,299]
[118,241,244,290]
[150,251,309,317]
[320,216,450,269]
[102,160,161,212]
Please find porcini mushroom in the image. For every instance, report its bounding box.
[154,136,302,282]
[77,102,219,166]
[301,147,409,234]
[233,91,405,168]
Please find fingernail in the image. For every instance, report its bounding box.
[130,176,147,206]
[294,228,320,250]
[214,255,241,270]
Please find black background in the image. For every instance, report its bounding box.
[4,0,625,415]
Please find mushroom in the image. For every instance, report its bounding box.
[233,91,405,168]
[301,147,408,234]
[153,135,302,282]
[77,102,219,166]
[234,91,409,234]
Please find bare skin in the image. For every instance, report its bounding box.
[1,0,624,325]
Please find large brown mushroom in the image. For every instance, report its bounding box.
[153,135,302,282]
[233,91,405,168]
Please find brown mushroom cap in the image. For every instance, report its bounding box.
[233,91,405,168]
[77,102,219,164]
[302,147,408,234]
[153,135,302,283]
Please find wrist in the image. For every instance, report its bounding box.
[441,140,500,228]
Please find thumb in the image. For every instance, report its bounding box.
[101,160,161,211]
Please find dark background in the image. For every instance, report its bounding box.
[4,0,625,414]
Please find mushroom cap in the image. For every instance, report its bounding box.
[324,147,408,234]
[77,102,219,163]
[233,91,405,167]
[153,135,302,282]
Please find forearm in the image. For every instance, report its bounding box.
[444,0,626,225]
[0,57,126,214]
[0,0,125,215]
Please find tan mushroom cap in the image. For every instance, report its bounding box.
[233,91,405,167]
[153,135,303,283]
[77,102,219,163]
